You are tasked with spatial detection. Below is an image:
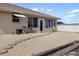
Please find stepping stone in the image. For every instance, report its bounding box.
[69,51,76,54]
[0,48,8,54]
[10,43,17,45]
[15,40,23,43]
[3,45,14,49]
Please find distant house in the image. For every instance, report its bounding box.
[0,3,59,34]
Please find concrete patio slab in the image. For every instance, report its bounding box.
[1,32,79,56]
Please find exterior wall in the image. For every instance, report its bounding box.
[0,12,28,34]
[44,28,54,32]
[0,12,57,34]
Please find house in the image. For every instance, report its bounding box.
[0,3,60,34]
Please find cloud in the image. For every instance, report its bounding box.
[63,14,76,19]
[69,9,79,14]
[46,9,52,12]
[32,8,39,11]
[66,14,76,17]
[62,9,79,24]
[40,8,44,11]
[32,8,44,12]
[62,14,76,23]
[32,8,53,14]
[61,19,79,24]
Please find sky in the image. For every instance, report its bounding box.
[15,3,79,24]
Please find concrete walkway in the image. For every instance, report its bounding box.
[0,33,49,55]
[1,32,79,56]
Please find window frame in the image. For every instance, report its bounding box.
[28,17,38,28]
[45,19,53,28]
[12,15,20,22]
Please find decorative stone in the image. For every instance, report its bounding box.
[0,48,8,54]
[3,45,13,49]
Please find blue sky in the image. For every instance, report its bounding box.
[15,3,79,24]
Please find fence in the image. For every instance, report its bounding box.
[57,24,79,32]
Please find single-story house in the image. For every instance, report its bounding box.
[0,3,60,34]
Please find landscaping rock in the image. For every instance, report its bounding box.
[0,48,8,54]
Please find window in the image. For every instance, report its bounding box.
[46,20,50,28]
[45,19,53,28]
[54,20,56,26]
[12,15,20,22]
[28,17,33,27]
[50,20,53,28]
[34,17,38,27]
[28,17,38,27]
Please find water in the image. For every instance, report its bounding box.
[57,25,79,32]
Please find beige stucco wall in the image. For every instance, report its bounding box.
[0,12,56,34]
[0,12,28,34]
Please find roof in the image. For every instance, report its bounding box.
[0,3,60,19]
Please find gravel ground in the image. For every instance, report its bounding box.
[1,32,79,56]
